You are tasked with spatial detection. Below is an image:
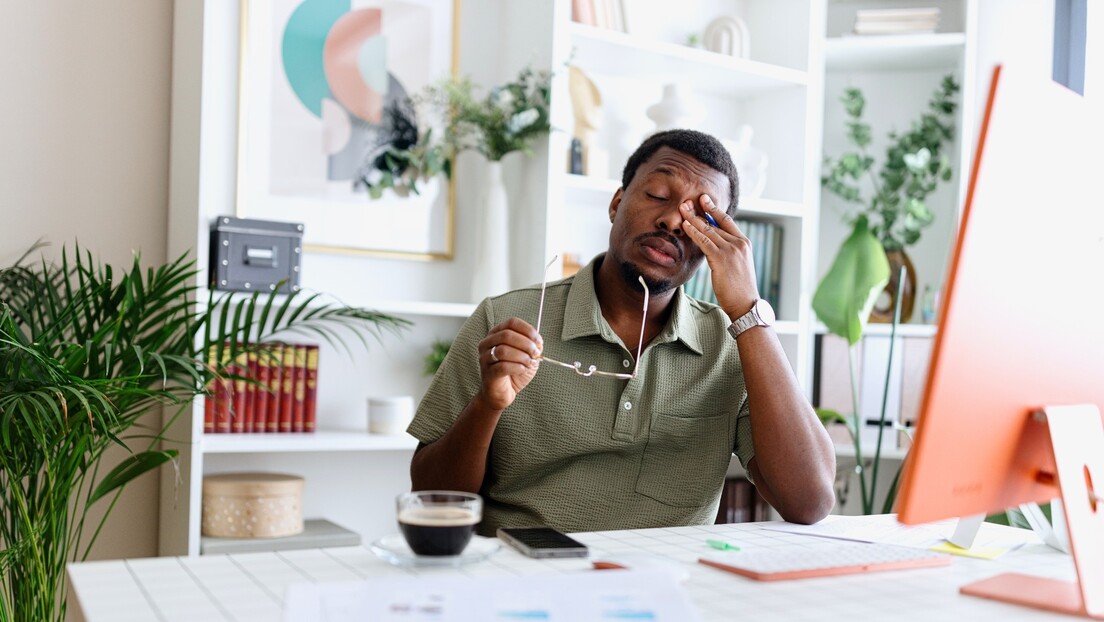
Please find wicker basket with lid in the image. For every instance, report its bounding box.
[202,472,304,538]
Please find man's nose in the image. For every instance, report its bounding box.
[656,200,691,236]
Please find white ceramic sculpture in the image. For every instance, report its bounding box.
[723,125,768,199]
[703,16,750,58]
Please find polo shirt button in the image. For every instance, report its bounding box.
[623,401,632,411]
[622,359,630,368]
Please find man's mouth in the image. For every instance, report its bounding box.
[639,235,682,267]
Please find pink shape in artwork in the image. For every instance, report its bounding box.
[323,8,383,124]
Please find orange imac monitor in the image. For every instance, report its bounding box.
[895,65,1104,618]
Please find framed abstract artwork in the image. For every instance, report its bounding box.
[236,0,458,259]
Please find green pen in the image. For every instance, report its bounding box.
[706,539,740,551]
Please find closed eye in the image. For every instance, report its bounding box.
[646,193,668,201]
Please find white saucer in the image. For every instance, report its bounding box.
[369,534,501,568]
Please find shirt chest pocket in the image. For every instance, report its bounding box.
[634,412,735,508]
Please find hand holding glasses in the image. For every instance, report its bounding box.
[536,256,649,380]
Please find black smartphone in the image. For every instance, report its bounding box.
[497,526,589,558]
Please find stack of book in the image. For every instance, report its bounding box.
[852,7,940,35]
[683,219,782,311]
[204,342,320,434]
[571,0,629,33]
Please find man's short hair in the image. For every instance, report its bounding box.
[621,129,740,215]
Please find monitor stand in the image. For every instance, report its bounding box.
[950,502,1069,553]
[959,405,1104,619]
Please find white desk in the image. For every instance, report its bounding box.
[67,516,1076,621]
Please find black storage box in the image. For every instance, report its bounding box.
[209,217,303,293]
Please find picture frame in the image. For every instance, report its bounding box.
[235,0,459,260]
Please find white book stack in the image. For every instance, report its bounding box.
[853,7,940,36]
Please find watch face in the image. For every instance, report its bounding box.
[755,299,776,324]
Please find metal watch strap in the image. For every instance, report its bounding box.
[727,304,765,340]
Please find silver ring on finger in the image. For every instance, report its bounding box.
[490,345,498,362]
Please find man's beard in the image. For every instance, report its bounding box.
[618,259,675,295]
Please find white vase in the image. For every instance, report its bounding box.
[645,83,705,134]
[470,159,512,302]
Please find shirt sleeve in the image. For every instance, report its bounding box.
[732,384,756,481]
[406,297,495,444]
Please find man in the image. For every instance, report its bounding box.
[409,129,835,535]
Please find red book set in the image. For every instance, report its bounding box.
[204,342,320,434]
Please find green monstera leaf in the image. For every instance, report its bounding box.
[812,216,891,345]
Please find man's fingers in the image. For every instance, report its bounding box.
[480,321,544,375]
[680,202,722,254]
[700,194,747,240]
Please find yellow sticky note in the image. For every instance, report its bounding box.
[929,541,1007,560]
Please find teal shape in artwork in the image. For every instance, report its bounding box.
[357,35,389,95]
[282,0,350,118]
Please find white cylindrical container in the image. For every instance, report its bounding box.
[367,395,415,435]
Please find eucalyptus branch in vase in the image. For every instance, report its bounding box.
[813,75,959,515]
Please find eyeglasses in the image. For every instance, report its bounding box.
[535,256,649,379]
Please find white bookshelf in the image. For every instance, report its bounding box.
[164,0,830,555]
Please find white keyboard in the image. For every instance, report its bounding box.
[699,540,952,581]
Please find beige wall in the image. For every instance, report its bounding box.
[0,1,174,559]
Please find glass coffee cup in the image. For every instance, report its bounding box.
[396,491,482,556]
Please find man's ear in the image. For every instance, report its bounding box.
[608,187,624,223]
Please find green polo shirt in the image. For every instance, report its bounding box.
[408,254,755,536]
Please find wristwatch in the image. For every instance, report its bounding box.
[727,299,776,340]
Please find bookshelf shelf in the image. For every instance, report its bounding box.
[813,322,938,338]
[196,289,476,319]
[825,33,967,72]
[833,443,909,461]
[568,23,809,98]
[201,430,418,454]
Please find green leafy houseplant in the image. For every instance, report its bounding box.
[821,75,959,252]
[423,339,452,376]
[419,65,552,162]
[813,75,959,515]
[354,99,452,200]
[353,66,552,198]
[0,245,409,621]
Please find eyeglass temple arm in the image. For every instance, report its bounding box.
[634,276,649,364]
[536,255,558,334]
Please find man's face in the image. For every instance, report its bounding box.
[607,146,731,294]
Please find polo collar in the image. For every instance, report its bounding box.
[561,254,703,355]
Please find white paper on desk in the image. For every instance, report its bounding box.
[758,514,1032,552]
[282,569,701,621]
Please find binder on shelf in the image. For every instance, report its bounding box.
[267,343,284,433]
[244,350,258,433]
[215,346,233,434]
[203,345,218,434]
[229,350,248,434]
[279,345,295,432]
[304,345,319,432]
[292,344,307,433]
[254,344,272,433]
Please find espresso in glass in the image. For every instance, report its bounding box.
[396,491,482,556]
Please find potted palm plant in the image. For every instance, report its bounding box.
[0,244,409,621]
